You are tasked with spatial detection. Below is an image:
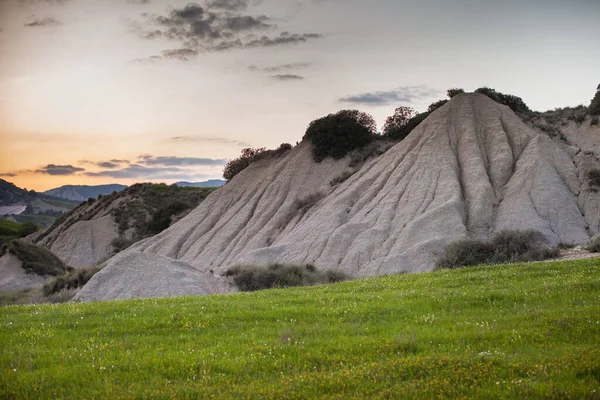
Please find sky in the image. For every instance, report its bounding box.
[0,0,599,191]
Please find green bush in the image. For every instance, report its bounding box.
[427,100,449,113]
[223,148,266,182]
[447,88,465,98]
[585,237,600,253]
[43,265,103,296]
[223,144,294,181]
[437,230,559,269]
[383,109,430,141]
[475,87,531,115]
[6,240,71,276]
[591,117,599,126]
[589,88,600,116]
[587,169,600,191]
[225,263,348,292]
[304,110,377,161]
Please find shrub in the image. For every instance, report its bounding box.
[436,240,494,269]
[6,240,71,276]
[18,222,39,237]
[587,169,600,191]
[591,117,599,126]
[382,106,417,138]
[383,109,430,141]
[427,100,449,113]
[475,87,531,115]
[437,230,558,269]
[146,200,190,235]
[43,265,103,296]
[574,112,586,124]
[304,110,377,162]
[225,263,348,292]
[590,88,600,116]
[447,88,465,98]
[330,170,355,187]
[586,237,600,253]
[223,147,266,182]
[111,237,135,253]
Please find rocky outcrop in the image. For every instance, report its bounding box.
[77,93,600,301]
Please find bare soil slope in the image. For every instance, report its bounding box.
[77,94,600,301]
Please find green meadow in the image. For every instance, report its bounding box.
[1,259,599,399]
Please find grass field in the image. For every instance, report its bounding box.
[1,259,599,399]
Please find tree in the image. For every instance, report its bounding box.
[382,106,417,139]
[590,84,600,116]
[428,100,449,113]
[303,110,377,161]
[447,88,465,98]
[223,147,266,182]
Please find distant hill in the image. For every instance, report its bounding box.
[0,179,32,206]
[44,184,127,202]
[176,180,225,187]
[0,179,78,227]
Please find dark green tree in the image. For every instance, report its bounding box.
[303,110,377,161]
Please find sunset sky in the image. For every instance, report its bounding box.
[1,0,599,191]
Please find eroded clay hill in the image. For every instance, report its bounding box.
[35,184,217,268]
[76,93,600,301]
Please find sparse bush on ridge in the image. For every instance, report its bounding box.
[223,143,293,181]
[437,230,559,269]
[223,147,266,182]
[589,85,600,116]
[383,109,430,141]
[304,110,377,162]
[474,87,531,115]
[447,88,465,98]
[427,100,449,113]
[225,263,348,291]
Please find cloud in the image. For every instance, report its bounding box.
[84,164,222,181]
[127,0,150,4]
[249,62,311,73]
[143,156,226,167]
[79,159,130,168]
[17,0,70,4]
[339,85,441,106]
[161,48,199,61]
[170,135,251,147]
[97,162,119,169]
[35,164,85,176]
[133,1,323,60]
[271,74,304,81]
[0,173,17,177]
[206,0,263,11]
[24,17,61,27]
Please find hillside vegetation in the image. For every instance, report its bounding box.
[1,258,598,398]
[36,183,219,254]
[0,220,38,246]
